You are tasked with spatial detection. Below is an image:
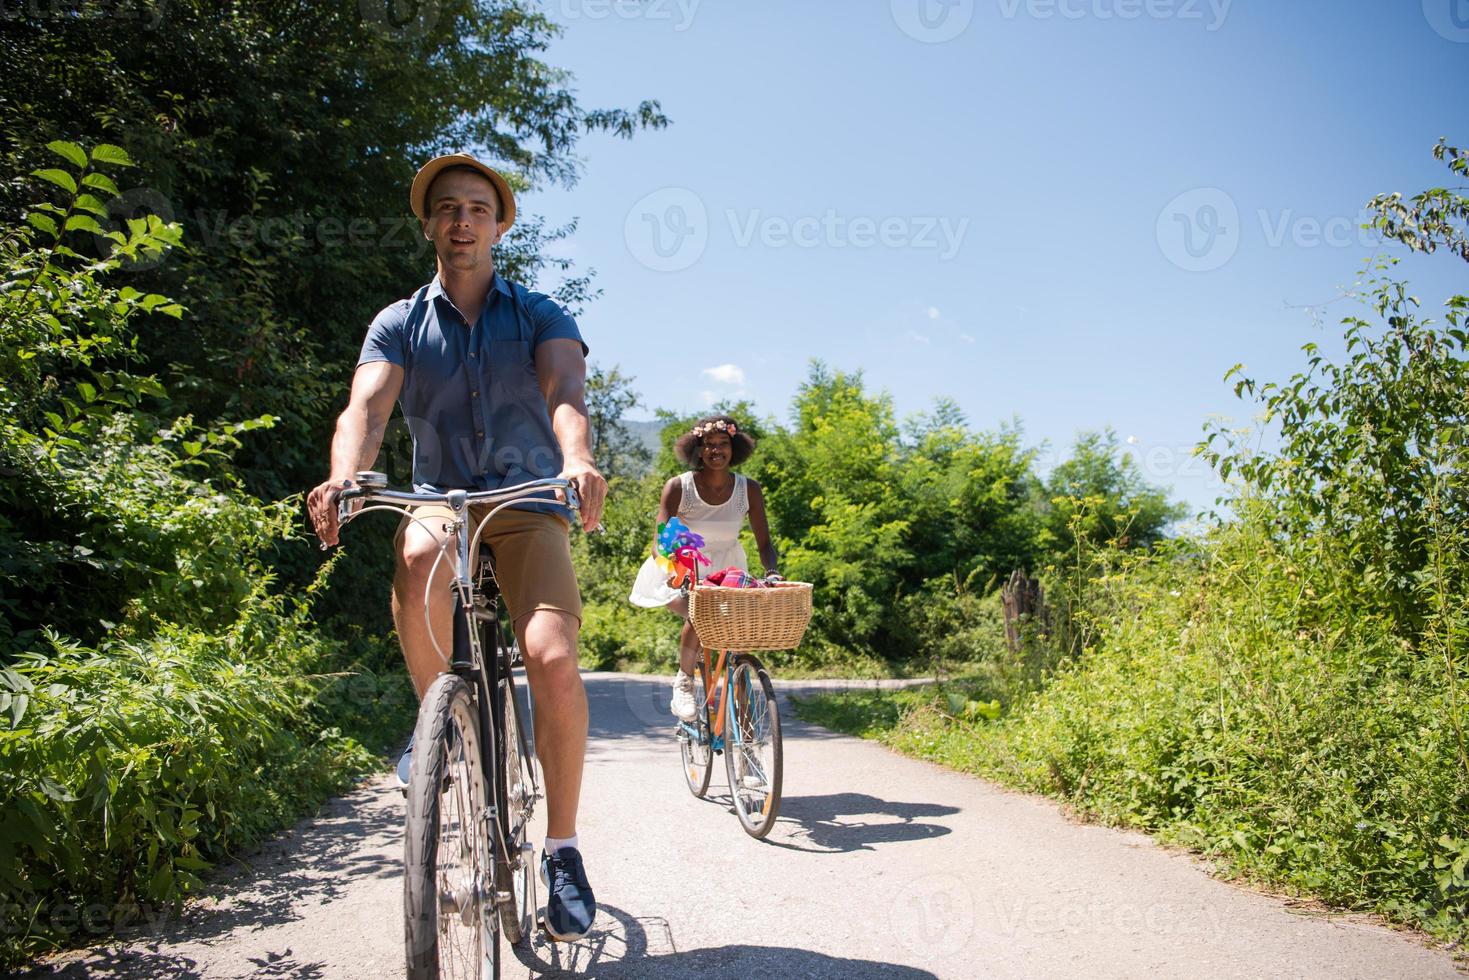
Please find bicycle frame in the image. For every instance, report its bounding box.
[338,476,576,895]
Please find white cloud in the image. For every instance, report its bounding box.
[700,390,719,406]
[1126,435,1139,445]
[959,333,976,344]
[701,363,745,386]
[927,306,941,320]
[903,330,932,346]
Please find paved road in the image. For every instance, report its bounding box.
[31,672,1462,979]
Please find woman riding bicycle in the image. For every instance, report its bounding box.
[628,414,779,721]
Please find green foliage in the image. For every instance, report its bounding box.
[0,142,274,652]
[0,574,382,965]
[586,364,653,480]
[798,520,1469,943]
[1045,428,1185,557]
[584,362,1174,677]
[1367,138,1468,263]
[1201,273,1469,636]
[0,150,407,967]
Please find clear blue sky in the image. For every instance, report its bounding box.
[522,0,1468,515]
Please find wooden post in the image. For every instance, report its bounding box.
[1002,568,1045,653]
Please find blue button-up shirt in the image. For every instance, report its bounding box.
[358,275,586,517]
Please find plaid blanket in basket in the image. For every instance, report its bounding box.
[703,567,765,589]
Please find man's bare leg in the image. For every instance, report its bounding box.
[393,517,457,699]
[515,609,586,840]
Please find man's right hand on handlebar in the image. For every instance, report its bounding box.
[306,476,355,548]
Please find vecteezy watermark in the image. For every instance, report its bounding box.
[554,0,700,31]
[1158,187,1394,272]
[624,187,710,272]
[1155,187,1240,272]
[358,0,440,40]
[890,0,975,43]
[727,209,969,259]
[997,0,1233,31]
[91,188,434,270]
[889,872,975,956]
[987,895,1230,939]
[94,186,178,272]
[1423,0,1469,42]
[0,0,167,28]
[624,187,970,270]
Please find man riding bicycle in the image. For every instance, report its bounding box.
[305,153,607,942]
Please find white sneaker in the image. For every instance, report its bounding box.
[734,751,765,791]
[670,671,698,722]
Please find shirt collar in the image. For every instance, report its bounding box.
[425,272,512,305]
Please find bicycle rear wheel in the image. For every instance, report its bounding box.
[494,673,536,946]
[404,673,498,980]
[724,655,783,839]
[678,667,713,798]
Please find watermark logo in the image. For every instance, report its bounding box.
[726,209,969,258]
[1158,187,1394,272]
[624,187,970,269]
[1423,0,1469,41]
[555,0,701,31]
[358,0,440,40]
[889,872,975,955]
[0,0,168,29]
[93,186,177,271]
[624,187,709,272]
[997,0,1232,31]
[891,0,975,43]
[1156,187,1239,272]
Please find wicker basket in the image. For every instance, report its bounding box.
[688,581,814,651]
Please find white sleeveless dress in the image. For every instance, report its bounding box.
[628,471,749,608]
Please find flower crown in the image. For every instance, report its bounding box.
[690,419,737,438]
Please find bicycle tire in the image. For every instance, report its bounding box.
[724,655,783,839]
[679,667,714,798]
[404,673,499,980]
[495,674,535,946]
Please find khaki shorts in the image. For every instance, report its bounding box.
[395,504,583,625]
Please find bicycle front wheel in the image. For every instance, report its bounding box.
[404,673,498,980]
[724,655,783,839]
[678,668,713,798]
[495,675,535,946]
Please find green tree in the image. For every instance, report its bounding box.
[755,364,912,651]
[585,364,653,481]
[1045,429,1184,556]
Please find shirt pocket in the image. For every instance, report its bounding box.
[488,339,541,398]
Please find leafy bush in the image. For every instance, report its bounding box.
[0,579,377,963]
[0,146,406,967]
[802,518,1469,942]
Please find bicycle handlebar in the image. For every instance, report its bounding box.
[336,476,581,525]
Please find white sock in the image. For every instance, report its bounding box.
[545,834,579,855]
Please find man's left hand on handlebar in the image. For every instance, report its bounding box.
[561,456,607,532]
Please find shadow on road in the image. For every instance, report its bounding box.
[22,783,400,979]
[770,792,957,853]
[18,947,205,980]
[515,902,937,978]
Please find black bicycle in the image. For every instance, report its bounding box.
[337,472,578,980]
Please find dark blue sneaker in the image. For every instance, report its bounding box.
[396,737,413,790]
[540,847,596,941]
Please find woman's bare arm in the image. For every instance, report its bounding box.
[654,476,683,556]
[747,479,779,575]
